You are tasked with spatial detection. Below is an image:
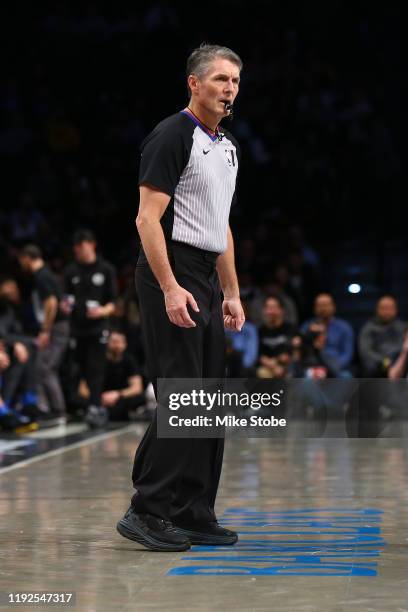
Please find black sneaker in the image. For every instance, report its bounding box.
[172,521,238,545]
[0,407,38,434]
[85,405,109,429]
[23,408,66,429]
[116,507,191,552]
[38,413,67,428]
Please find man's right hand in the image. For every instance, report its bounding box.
[14,342,29,364]
[0,349,10,371]
[164,284,199,328]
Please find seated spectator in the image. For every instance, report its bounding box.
[0,337,38,432]
[256,296,296,379]
[101,330,145,420]
[292,323,340,378]
[0,341,13,430]
[0,277,39,420]
[359,295,406,377]
[225,301,259,374]
[0,278,21,334]
[301,293,354,377]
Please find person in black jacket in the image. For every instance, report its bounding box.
[62,230,117,427]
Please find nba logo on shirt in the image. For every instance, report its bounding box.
[225,149,236,167]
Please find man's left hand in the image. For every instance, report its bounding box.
[101,390,121,407]
[37,331,50,349]
[222,298,245,332]
[87,306,106,319]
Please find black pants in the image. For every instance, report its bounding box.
[2,345,37,405]
[75,334,107,406]
[109,394,145,421]
[36,320,69,414]
[131,241,226,526]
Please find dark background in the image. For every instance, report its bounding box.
[1,1,406,327]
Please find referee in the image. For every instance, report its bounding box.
[117,44,245,551]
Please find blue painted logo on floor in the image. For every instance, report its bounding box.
[168,508,385,576]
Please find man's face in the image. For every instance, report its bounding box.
[263,298,284,324]
[315,294,335,319]
[0,280,20,303]
[18,255,32,272]
[190,58,240,118]
[108,333,127,355]
[73,240,96,262]
[377,297,397,323]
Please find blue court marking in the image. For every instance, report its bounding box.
[191,546,383,553]
[222,536,385,544]
[181,555,379,562]
[168,566,377,576]
[167,507,386,576]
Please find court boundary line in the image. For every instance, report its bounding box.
[0,424,139,475]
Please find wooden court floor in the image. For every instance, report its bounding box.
[0,425,407,611]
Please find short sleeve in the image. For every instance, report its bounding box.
[125,354,141,378]
[36,270,58,301]
[138,117,192,196]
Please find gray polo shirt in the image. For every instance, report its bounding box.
[138,110,240,254]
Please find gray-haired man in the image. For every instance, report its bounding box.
[117,44,245,551]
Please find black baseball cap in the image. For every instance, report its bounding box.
[72,229,96,244]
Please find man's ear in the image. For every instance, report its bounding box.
[187,74,199,95]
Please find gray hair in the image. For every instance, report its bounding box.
[186,43,243,96]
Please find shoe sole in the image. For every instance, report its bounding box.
[14,422,39,434]
[116,519,191,552]
[37,419,64,429]
[85,417,108,429]
[173,527,238,545]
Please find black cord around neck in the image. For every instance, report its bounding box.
[187,107,219,136]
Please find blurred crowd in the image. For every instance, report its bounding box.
[0,5,405,432]
[0,3,403,274]
[1,230,408,433]
[0,232,149,432]
[227,291,408,380]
